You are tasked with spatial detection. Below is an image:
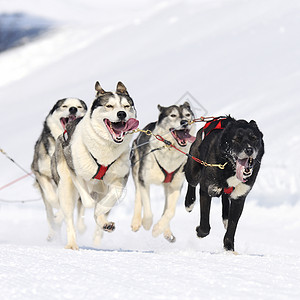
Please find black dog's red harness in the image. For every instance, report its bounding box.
[223,186,234,194]
[201,117,228,140]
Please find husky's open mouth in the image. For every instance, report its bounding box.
[104,118,139,143]
[170,129,196,147]
[60,115,77,130]
[236,157,254,182]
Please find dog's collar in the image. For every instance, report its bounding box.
[90,153,115,180]
[154,156,182,183]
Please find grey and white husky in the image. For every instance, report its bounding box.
[51,82,139,250]
[31,98,87,241]
[131,102,196,242]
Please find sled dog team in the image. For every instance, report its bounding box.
[32,82,264,251]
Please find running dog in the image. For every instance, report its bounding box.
[31,98,87,241]
[131,102,196,242]
[52,81,139,250]
[184,116,264,251]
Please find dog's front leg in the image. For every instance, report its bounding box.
[131,177,143,232]
[58,179,79,250]
[94,184,123,232]
[152,184,180,241]
[223,196,245,251]
[77,198,86,234]
[140,184,153,230]
[185,184,196,212]
[196,187,212,238]
[222,194,230,229]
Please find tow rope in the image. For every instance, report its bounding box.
[128,123,228,170]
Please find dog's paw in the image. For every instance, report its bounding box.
[196,226,210,238]
[142,216,153,231]
[164,233,176,243]
[131,218,142,232]
[65,243,79,250]
[103,222,115,232]
[185,202,195,213]
[47,233,55,242]
[223,237,234,251]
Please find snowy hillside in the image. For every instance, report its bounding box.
[0,1,300,299]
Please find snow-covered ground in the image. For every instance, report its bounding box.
[0,1,300,299]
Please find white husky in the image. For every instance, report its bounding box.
[131,102,196,242]
[52,82,139,250]
[32,98,87,241]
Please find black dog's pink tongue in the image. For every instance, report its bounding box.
[236,158,248,182]
[176,130,196,143]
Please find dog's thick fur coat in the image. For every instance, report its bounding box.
[131,102,196,242]
[184,116,264,251]
[52,82,138,249]
[31,98,87,240]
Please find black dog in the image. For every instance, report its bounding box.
[184,116,264,251]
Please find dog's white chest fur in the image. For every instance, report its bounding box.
[227,175,250,199]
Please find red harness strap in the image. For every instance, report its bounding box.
[202,117,227,139]
[154,156,182,183]
[93,164,109,180]
[164,171,175,183]
[223,186,234,194]
[90,153,115,181]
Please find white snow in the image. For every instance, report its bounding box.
[0,0,300,299]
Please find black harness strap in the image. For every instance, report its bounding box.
[131,146,164,167]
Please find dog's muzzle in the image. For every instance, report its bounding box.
[104,118,139,143]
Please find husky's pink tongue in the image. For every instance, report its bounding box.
[236,158,248,182]
[124,118,139,132]
[176,130,196,143]
[187,135,196,143]
[112,118,139,134]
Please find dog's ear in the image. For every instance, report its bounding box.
[116,82,129,95]
[182,101,191,109]
[95,81,106,95]
[157,104,164,112]
[250,120,263,137]
[249,120,258,128]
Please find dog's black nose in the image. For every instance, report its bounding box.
[180,120,188,128]
[117,111,127,120]
[69,107,78,115]
[245,147,254,156]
